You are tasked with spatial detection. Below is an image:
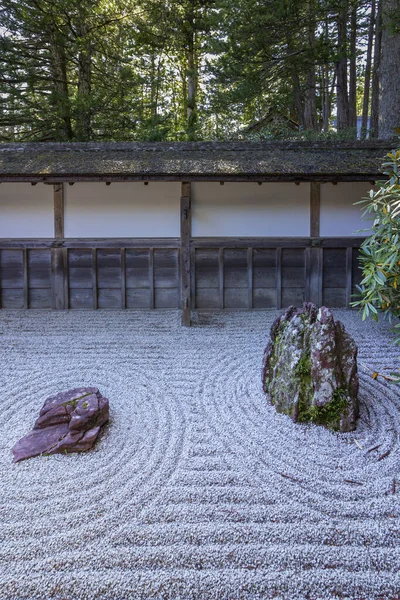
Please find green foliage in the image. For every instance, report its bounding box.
[351,146,400,343]
[0,0,379,141]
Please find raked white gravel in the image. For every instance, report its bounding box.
[0,309,399,600]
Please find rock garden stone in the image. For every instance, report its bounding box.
[12,387,109,462]
[262,303,359,432]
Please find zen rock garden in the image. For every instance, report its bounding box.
[12,387,109,462]
[263,303,359,432]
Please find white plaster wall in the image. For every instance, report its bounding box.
[192,182,310,237]
[0,183,54,238]
[64,182,181,237]
[320,182,373,237]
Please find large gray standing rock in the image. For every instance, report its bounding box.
[12,387,109,462]
[262,303,359,432]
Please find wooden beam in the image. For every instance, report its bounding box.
[308,247,323,306]
[52,248,68,309]
[0,237,365,250]
[247,247,253,309]
[310,182,321,238]
[92,248,98,309]
[276,248,282,309]
[218,247,224,309]
[180,182,192,326]
[121,248,126,309]
[22,248,29,309]
[53,183,64,239]
[149,248,155,309]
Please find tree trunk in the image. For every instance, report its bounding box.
[76,22,92,141]
[348,1,358,132]
[379,0,400,139]
[292,69,305,129]
[49,31,73,141]
[304,0,318,130]
[336,0,350,129]
[370,0,382,138]
[187,16,197,140]
[361,0,375,139]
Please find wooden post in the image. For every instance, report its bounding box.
[309,182,323,305]
[180,182,191,326]
[345,247,353,308]
[54,183,64,239]
[310,182,321,238]
[51,183,67,309]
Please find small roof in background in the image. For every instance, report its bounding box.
[0,141,393,182]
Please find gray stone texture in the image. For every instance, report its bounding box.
[262,303,359,432]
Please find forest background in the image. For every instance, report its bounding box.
[0,0,399,143]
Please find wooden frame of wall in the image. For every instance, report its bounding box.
[0,181,364,325]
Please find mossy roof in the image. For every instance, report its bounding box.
[0,141,394,182]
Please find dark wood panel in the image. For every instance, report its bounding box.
[97,249,122,268]
[68,249,93,268]
[281,267,306,288]
[29,288,52,309]
[0,250,23,288]
[224,249,247,290]
[155,287,179,308]
[224,249,248,267]
[154,268,179,289]
[126,268,150,289]
[253,248,276,267]
[154,248,179,268]
[69,288,93,309]
[195,249,219,290]
[323,268,346,289]
[68,268,93,288]
[98,288,122,309]
[352,248,363,290]
[195,268,219,289]
[195,248,219,268]
[253,288,277,308]
[282,248,305,267]
[224,267,248,288]
[224,288,248,308]
[323,248,346,268]
[282,288,305,306]
[97,267,122,289]
[28,250,51,288]
[253,267,276,288]
[126,288,151,308]
[195,288,220,308]
[323,288,346,307]
[0,288,24,309]
[125,249,150,268]
[323,248,346,290]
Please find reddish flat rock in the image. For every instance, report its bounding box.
[12,387,109,462]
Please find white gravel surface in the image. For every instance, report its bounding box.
[0,309,399,600]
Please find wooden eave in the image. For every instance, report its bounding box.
[0,140,394,183]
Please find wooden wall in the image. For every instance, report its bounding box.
[0,181,366,320]
[0,239,362,310]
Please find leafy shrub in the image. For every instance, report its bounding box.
[352,147,400,344]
